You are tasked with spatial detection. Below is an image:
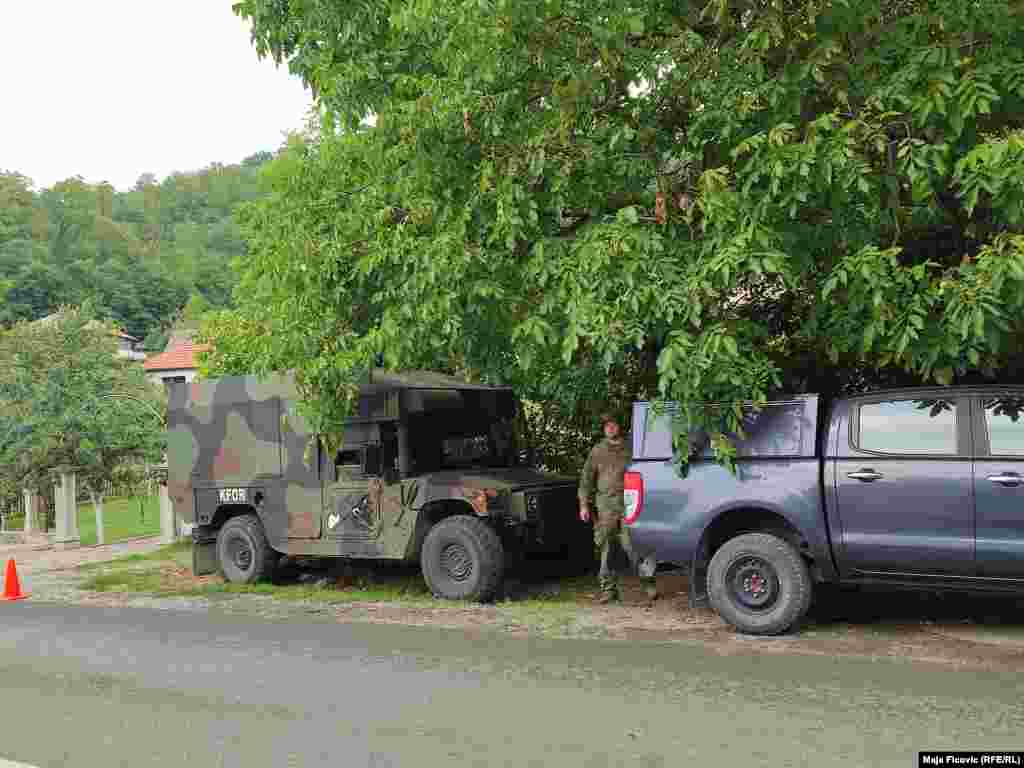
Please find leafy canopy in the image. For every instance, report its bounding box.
[212,0,1024,467]
[0,306,166,496]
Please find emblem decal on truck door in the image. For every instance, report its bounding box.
[327,497,372,531]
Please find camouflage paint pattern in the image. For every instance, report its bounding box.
[168,370,583,561]
[167,372,322,547]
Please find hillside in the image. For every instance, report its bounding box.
[0,151,273,347]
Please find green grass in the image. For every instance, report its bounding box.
[79,561,438,604]
[77,495,160,546]
[496,602,583,634]
[187,580,437,604]
[74,540,602,642]
[83,569,167,593]
[76,546,594,613]
[3,495,160,544]
[3,514,25,530]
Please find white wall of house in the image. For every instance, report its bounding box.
[147,369,197,386]
[116,336,147,361]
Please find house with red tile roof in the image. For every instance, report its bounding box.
[143,337,209,386]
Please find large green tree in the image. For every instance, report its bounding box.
[0,307,166,522]
[209,0,1024,468]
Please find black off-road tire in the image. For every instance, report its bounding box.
[421,516,504,602]
[707,532,813,636]
[216,513,278,585]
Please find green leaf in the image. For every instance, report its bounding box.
[619,206,640,225]
[949,108,964,138]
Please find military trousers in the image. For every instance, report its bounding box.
[593,513,657,598]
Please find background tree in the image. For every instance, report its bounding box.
[0,153,275,340]
[0,307,166,528]
[208,0,1024,471]
[143,292,214,352]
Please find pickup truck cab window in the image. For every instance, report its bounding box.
[982,397,1024,456]
[856,399,957,455]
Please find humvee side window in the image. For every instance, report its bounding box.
[336,450,360,467]
[335,449,362,481]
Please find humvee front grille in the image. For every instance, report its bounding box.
[524,486,576,524]
[525,493,540,523]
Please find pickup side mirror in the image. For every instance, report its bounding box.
[362,445,382,477]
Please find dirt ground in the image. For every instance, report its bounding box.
[0,535,163,574]
[311,570,1024,673]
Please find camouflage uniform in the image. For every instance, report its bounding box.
[579,436,657,601]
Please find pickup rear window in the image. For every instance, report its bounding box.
[983,397,1024,456]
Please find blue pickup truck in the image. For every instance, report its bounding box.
[624,386,1024,635]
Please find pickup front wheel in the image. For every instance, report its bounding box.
[707,532,812,635]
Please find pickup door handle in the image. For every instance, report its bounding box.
[988,473,1023,488]
[848,469,884,482]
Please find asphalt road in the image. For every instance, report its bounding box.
[0,603,1022,768]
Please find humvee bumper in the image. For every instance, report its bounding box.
[192,531,218,576]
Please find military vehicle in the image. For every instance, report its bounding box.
[166,370,591,601]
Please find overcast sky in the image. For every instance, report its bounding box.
[1,1,313,191]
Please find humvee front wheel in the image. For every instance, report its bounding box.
[421,516,504,602]
[216,514,277,584]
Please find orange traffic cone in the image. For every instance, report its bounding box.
[2,558,28,601]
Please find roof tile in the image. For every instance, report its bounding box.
[143,342,209,372]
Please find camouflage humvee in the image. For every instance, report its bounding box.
[166,370,591,601]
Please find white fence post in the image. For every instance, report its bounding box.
[159,480,175,545]
[23,490,35,533]
[54,469,80,550]
[95,496,105,546]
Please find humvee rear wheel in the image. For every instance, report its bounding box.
[421,516,504,602]
[217,513,277,584]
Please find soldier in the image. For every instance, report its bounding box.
[578,412,658,606]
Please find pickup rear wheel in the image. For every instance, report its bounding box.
[421,516,504,602]
[707,532,812,635]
